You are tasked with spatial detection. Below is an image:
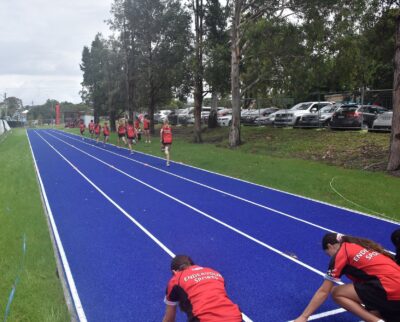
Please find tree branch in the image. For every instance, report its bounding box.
[241,77,260,96]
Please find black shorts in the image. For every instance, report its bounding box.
[355,280,400,322]
[118,133,125,138]
[89,130,94,134]
[80,130,84,134]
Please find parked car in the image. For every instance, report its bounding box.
[330,104,388,130]
[370,111,392,132]
[297,104,340,128]
[274,101,333,127]
[167,110,179,125]
[254,111,280,126]
[154,109,171,123]
[217,108,232,126]
[241,108,279,125]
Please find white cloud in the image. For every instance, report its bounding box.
[0,0,113,105]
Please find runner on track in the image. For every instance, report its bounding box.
[162,255,242,322]
[143,115,151,143]
[117,119,127,147]
[294,233,400,322]
[94,121,101,143]
[88,120,95,139]
[134,117,141,141]
[79,120,85,139]
[103,122,110,146]
[160,119,172,166]
[126,119,137,154]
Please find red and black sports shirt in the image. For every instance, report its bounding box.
[164,265,242,322]
[325,242,400,300]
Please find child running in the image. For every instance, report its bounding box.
[117,120,127,147]
[103,122,110,146]
[79,120,85,139]
[94,121,101,143]
[88,120,95,139]
[126,120,137,154]
[160,119,172,166]
[294,233,400,322]
[143,115,151,143]
[134,117,141,141]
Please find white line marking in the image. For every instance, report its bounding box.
[287,308,347,321]
[75,128,400,225]
[56,129,400,225]
[50,130,397,258]
[40,130,331,279]
[50,130,340,233]
[27,131,88,322]
[35,130,254,322]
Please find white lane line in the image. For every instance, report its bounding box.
[41,130,331,279]
[35,131,253,322]
[27,131,88,322]
[50,131,397,256]
[287,308,347,322]
[55,129,399,225]
[51,131,357,321]
[50,130,339,233]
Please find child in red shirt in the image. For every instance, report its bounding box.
[94,122,101,143]
[294,233,400,322]
[160,119,172,166]
[79,120,85,139]
[103,122,110,146]
[126,120,137,154]
[117,120,127,147]
[163,255,242,322]
[143,115,151,143]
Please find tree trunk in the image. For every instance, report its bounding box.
[193,0,203,143]
[110,109,117,132]
[229,0,242,147]
[387,13,400,172]
[193,84,203,142]
[208,90,218,128]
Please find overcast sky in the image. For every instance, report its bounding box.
[0,0,112,106]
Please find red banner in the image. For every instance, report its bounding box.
[55,104,60,125]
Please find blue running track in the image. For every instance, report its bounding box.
[27,129,399,322]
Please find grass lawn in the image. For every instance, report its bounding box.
[0,129,70,321]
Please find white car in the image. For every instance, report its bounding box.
[370,111,392,132]
[217,108,232,126]
[274,102,333,127]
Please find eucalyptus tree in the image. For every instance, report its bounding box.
[191,0,205,142]
[80,34,109,122]
[388,11,400,172]
[132,0,192,133]
[204,0,230,128]
[109,0,139,118]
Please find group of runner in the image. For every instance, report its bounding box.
[163,229,400,322]
[78,116,172,164]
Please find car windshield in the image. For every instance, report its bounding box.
[320,106,336,113]
[339,106,358,112]
[291,103,312,110]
